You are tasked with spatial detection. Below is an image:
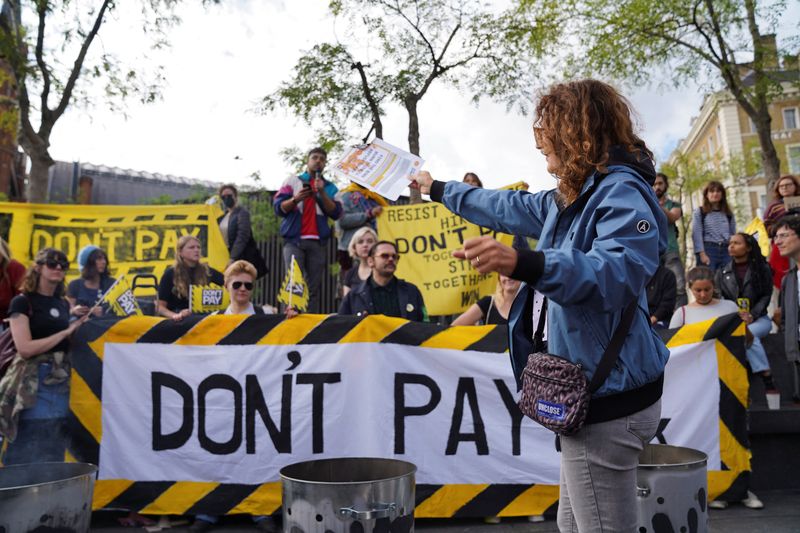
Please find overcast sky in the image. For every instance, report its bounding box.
[46,1,797,194]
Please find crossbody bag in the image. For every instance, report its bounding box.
[518,298,637,435]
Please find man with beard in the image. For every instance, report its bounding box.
[338,241,427,321]
[274,147,342,313]
[654,172,687,306]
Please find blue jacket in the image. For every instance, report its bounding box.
[433,163,669,402]
[273,172,343,244]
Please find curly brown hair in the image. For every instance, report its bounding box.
[533,79,652,205]
[20,248,67,297]
[172,235,210,299]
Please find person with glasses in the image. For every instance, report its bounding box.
[0,248,89,464]
[189,260,287,532]
[774,216,800,403]
[338,241,427,321]
[763,175,800,289]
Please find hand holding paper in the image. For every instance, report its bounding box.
[331,139,424,201]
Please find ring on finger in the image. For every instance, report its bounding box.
[475,255,481,264]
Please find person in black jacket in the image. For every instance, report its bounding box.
[646,260,677,328]
[715,232,776,391]
[218,184,267,278]
[338,241,427,321]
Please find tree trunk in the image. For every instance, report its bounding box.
[26,148,54,203]
[405,95,422,204]
[751,109,781,191]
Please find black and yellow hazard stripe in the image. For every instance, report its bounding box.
[67,312,748,516]
[660,312,750,501]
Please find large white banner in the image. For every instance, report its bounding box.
[99,338,718,486]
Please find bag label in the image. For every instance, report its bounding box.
[535,399,566,421]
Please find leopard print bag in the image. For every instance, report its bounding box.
[518,300,637,435]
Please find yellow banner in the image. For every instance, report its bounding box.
[378,203,514,315]
[0,202,228,294]
[189,284,230,313]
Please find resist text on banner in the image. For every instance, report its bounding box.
[378,203,513,315]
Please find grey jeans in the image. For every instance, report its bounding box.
[557,399,661,533]
[283,239,328,313]
[662,251,687,307]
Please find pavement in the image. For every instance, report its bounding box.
[88,489,800,532]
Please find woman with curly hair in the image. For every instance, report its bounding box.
[763,174,799,288]
[0,248,88,464]
[412,79,668,532]
[157,235,224,321]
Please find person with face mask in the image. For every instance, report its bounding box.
[218,184,268,279]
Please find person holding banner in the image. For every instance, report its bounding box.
[67,245,116,317]
[669,266,765,510]
[411,79,668,533]
[157,235,224,321]
[0,248,88,464]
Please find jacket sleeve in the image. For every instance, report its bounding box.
[338,293,353,315]
[654,269,677,322]
[534,180,661,312]
[273,181,294,218]
[229,208,252,260]
[692,208,704,253]
[413,285,428,322]
[779,277,786,331]
[435,181,552,239]
[337,194,371,230]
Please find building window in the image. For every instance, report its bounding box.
[784,108,798,130]
[788,144,800,174]
[707,135,716,154]
[749,116,757,133]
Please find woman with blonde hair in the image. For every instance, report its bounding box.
[342,226,378,296]
[452,274,521,325]
[157,235,223,321]
[0,248,88,464]
[0,237,26,323]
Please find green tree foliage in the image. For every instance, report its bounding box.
[262,0,557,202]
[0,0,219,203]
[521,0,799,190]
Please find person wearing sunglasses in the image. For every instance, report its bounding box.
[190,259,285,532]
[0,248,89,464]
[338,241,427,321]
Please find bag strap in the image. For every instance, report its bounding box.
[587,299,638,393]
[533,296,547,350]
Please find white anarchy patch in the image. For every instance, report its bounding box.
[636,220,651,233]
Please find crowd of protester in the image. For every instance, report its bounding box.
[0,137,796,528]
